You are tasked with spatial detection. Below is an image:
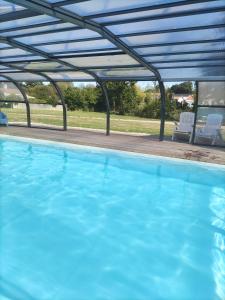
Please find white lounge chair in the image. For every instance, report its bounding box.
[172,112,195,143]
[0,111,8,126]
[195,113,223,145]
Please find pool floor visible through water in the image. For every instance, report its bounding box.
[0,137,225,300]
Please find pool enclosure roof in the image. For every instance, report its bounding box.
[0,0,225,83]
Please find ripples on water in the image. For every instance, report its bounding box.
[0,138,225,300]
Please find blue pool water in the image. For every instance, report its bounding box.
[0,137,225,300]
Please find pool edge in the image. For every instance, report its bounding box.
[1,133,225,170]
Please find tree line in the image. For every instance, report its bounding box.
[1,81,195,120]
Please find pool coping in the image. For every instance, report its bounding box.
[1,133,225,171]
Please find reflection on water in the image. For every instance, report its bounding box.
[210,187,225,300]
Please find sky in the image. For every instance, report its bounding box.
[73,81,192,89]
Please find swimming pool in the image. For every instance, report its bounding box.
[0,136,225,300]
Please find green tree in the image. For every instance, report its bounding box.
[63,85,99,111]
[96,81,141,115]
[170,82,193,94]
[25,84,58,106]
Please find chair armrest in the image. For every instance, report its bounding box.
[174,121,179,130]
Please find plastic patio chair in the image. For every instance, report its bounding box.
[0,111,8,126]
[172,112,195,143]
[195,113,223,145]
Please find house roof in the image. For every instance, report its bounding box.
[0,0,225,83]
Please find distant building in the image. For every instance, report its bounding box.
[0,83,22,98]
[172,93,194,108]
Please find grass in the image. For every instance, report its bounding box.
[2,107,174,136]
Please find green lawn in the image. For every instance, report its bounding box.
[2,108,174,136]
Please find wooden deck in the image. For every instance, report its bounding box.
[1,126,225,165]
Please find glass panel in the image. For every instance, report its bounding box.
[44,72,94,81]
[63,0,185,16]
[160,67,225,81]
[91,67,155,79]
[1,73,45,81]
[0,102,27,125]
[0,76,7,81]
[198,82,225,106]
[0,82,23,100]
[0,0,25,15]
[136,42,225,56]
[121,28,225,46]
[62,54,138,67]
[94,0,225,24]
[194,107,225,146]
[108,12,225,35]
[16,29,100,45]
[36,39,116,53]
[0,15,58,31]
[1,23,77,38]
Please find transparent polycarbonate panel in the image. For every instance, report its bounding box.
[121,28,225,46]
[36,39,116,53]
[94,0,225,24]
[44,72,94,81]
[136,42,225,56]
[160,67,225,81]
[198,82,225,106]
[0,43,9,49]
[0,102,27,125]
[108,12,225,35]
[63,0,185,16]
[194,107,225,146]
[56,49,123,56]
[154,60,225,68]
[0,48,31,57]
[16,29,101,45]
[62,54,138,67]
[1,73,45,81]
[91,67,155,79]
[0,82,23,100]
[145,52,225,62]
[2,56,44,62]
[12,61,71,71]
[30,104,64,129]
[45,0,64,3]
[1,23,77,38]
[0,65,10,70]
[0,15,58,31]
[0,0,25,15]
[0,69,18,73]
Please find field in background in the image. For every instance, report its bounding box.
[2,108,174,136]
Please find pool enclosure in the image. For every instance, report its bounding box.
[0,0,225,146]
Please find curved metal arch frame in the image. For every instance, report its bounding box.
[0,67,111,135]
[36,72,111,135]
[6,0,166,140]
[37,72,68,131]
[0,74,31,127]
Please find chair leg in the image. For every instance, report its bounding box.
[189,135,192,144]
